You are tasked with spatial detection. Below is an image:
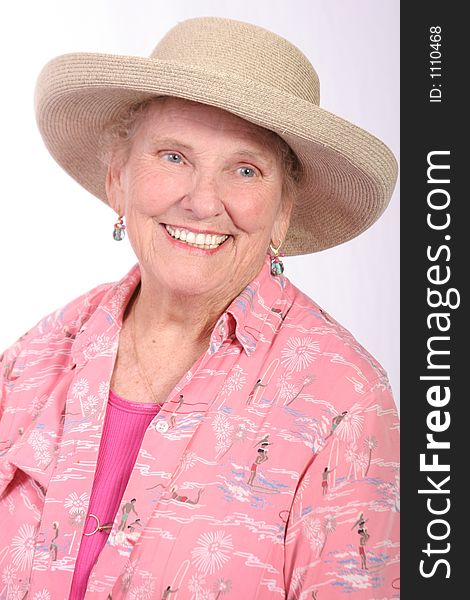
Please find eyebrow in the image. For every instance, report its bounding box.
[152,137,194,153]
[151,137,274,165]
[231,148,274,165]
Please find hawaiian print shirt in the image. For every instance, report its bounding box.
[0,255,400,599]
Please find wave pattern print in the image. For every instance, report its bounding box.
[0,255,399,598]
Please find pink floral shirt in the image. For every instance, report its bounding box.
[0,255,400,599]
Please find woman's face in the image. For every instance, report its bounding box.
[107,97,292,302]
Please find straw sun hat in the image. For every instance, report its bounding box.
[35,17,398,256]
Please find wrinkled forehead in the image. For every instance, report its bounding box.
[139,96,280,153]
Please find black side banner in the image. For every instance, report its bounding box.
[401,3,465,598]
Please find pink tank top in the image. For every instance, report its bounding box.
[69,390,161,600]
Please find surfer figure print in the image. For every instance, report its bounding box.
[247,434,271,486]
[321,466,336,495]
[325,411,348,439]
[246,379,267,405]
[352,512,370,569]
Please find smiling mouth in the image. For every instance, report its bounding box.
[164,224,230,250]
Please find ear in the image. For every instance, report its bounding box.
[271,195,294,247]
[105,158,126,215]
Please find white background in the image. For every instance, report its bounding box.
[0,0,400,407]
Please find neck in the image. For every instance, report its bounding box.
[129,272,234,349]
[128,254,269,350]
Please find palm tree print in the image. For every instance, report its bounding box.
[363,436,378,476]
[302,516,323,551]
[285,374,315,406]
[345,443,360,480]
[281,337,320,372]
[319,514,337,557]
[191,531,233,575]
[335,403,364,444]
[213,577,232,598]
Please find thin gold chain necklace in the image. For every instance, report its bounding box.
[131,300,161,404]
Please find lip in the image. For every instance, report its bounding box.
[163,223,230,237]
[160,223,231,255]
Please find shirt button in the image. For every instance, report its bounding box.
[156,420,169,433]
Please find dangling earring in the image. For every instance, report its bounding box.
[269,241,284,276]
[113,215,126,241]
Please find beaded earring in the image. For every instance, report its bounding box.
[269,241,284,276]
[113,215,126,241]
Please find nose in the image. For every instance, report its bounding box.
[180,171,225,219]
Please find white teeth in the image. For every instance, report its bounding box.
[164,225,229,249]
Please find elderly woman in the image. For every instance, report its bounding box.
[0,17,399,600]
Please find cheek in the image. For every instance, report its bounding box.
[228,191,282,235]
[124,167,183,215]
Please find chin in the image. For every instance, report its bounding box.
[159,264,227,296]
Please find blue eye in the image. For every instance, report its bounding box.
[164,153,183,163]
[238,166,256,178]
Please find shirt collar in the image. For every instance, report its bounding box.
[73,255,290,362]
[210,254,292,356]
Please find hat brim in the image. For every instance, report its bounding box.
[35,52,398,255]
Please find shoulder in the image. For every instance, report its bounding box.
[1,266,140,404]
[1,279,112,360]
[279,275,390,396]
[273,277,398,457]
